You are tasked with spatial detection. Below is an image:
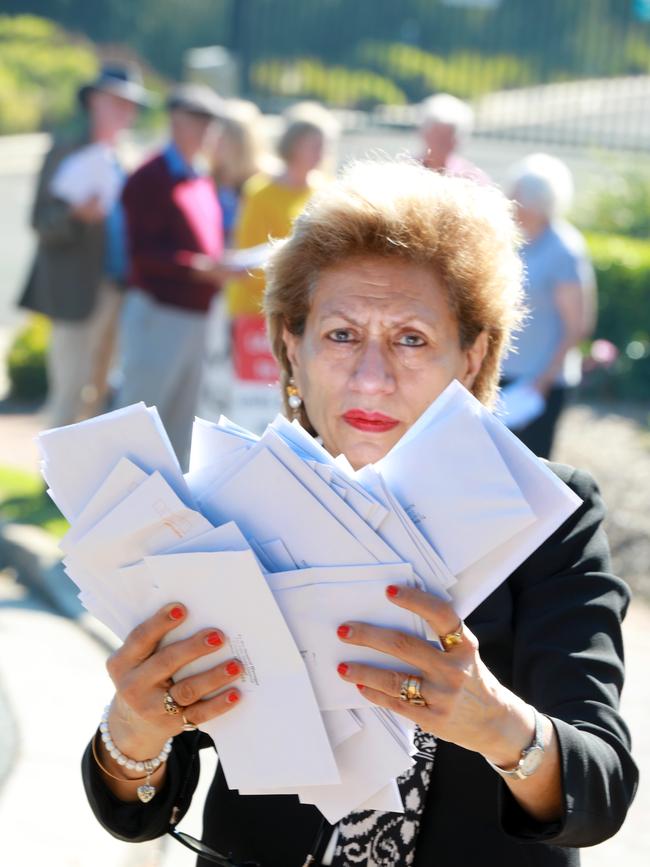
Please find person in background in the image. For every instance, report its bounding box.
[418,92,489,185]
[501,153,596,459]
[116,84,225,466]
[19,63,148,427]
[198,99,275,420]
[225,101,336,320]
[223,101,337,430]
[209,98,274,245]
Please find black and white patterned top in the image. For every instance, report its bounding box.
[331,729,437,866]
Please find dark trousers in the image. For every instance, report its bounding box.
[511,385,567,459]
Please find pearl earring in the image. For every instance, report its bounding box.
[286,378,302,411]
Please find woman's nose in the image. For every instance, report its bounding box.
[350,341,396,393]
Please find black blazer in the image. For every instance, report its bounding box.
[82,464,639,866]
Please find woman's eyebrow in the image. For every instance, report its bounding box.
[319,310,365,325]
[320,309,440,331]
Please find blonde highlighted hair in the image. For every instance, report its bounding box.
[264,158,525,425]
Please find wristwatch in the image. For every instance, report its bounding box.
[485,708,545,781]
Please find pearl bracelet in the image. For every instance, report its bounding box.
[98,705,173,802]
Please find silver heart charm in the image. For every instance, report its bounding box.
[137,784,156,803]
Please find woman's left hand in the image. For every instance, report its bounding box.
[336,584,532,766]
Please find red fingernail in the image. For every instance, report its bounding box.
[226,661,241,676]
[386,585,400,598]
[227,690,240,704]
[206,631,223,647]
[169,606,184,621]
[337,663,349,676]
[356,684,365,691]
[337,625,351,639]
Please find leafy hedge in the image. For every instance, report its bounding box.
[355,42,536,101]
[7,315,50,400]
[583,233,650,400]
[0,15,97,134]
[251,57,406,109]
[250,46,538,108]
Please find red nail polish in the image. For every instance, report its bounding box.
[226,661,241,676]
[356,684,365,691]
[227,690,240,704]
[169,606,184,621]
[386,585,399,598]
[337,663,349,676]
[337,625,351,639]
[206,631,223,647]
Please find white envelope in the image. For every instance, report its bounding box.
[142,550,339,790]
[60,458,148,553]
[260,429,398,566]
[38,403,188,521]
[193,446,392,570]
[376,381,537,576]
[189,417,255,475]
[448,406,581,618]
[295,707,413,824]
[63,472,213,630]
[270,571,424,710]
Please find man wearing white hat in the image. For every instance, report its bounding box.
[20,63,150,426]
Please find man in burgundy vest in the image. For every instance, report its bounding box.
[117,84,225,465]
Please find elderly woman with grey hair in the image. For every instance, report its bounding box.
[501,153,597,458]
[81,160,634,867]
[418,92,489,184]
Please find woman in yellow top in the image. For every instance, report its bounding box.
[226,103,335,317]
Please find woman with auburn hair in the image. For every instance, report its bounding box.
[82,160,636,867]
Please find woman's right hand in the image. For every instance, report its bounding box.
[102,602,242,769]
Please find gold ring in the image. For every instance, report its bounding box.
[182,714,198,732]
[163,690,181,715]
[398,675,427,706]
[440,619,464,651]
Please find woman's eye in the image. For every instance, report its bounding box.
[328,329,355,342]
[397,334,426,347]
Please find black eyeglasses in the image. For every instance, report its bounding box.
[169,814,328,867]
[169,828,261,866]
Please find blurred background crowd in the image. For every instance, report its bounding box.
[2,0,650,595]
[1,0,649,584]
[0,2,649,865]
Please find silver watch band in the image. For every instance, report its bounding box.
[484,707,545,780]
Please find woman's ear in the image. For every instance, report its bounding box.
[460,330,489,390]
[282,326,301,375]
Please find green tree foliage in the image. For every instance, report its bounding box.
[356,42,535,101]
[251,58,406,109]
[0,15,97,134]
[575,172,650,240]
[5,0,650,88]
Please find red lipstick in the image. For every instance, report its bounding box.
[342,409,399,433]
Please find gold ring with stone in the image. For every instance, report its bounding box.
[182,714,198,732]
[440,620,464,651]
[163,690,181,715]
[399,675,427,706]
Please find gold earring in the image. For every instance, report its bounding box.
[286,378,302,411]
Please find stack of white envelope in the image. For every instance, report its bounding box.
[37,380,581,823]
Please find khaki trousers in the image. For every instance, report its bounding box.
[46,281,123,428]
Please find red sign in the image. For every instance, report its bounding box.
[231,315,279,383]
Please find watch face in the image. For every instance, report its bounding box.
[520,745,544,776]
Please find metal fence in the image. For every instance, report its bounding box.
[224,0,650,151]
